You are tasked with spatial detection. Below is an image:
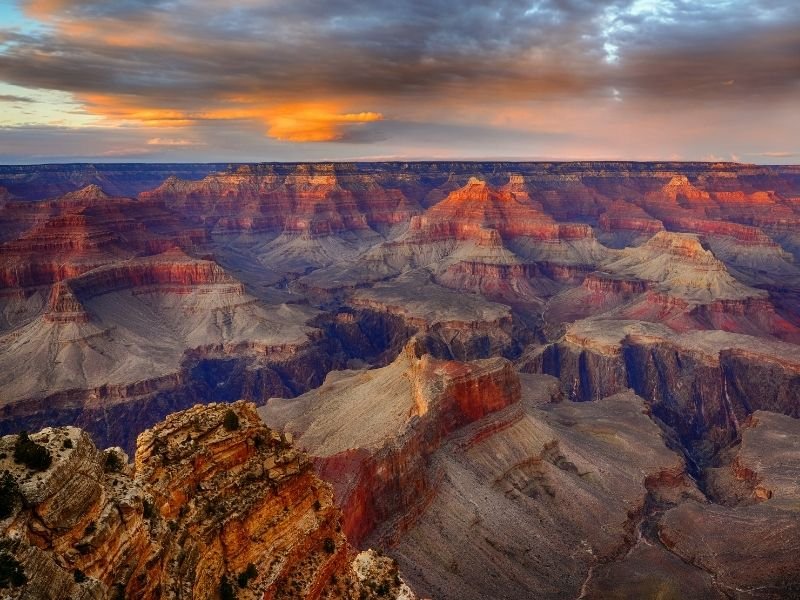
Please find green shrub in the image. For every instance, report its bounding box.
[220,575,236,600]
[223,409,240,431]
[0,472,19,519]
[104,451,123,473]
[73,569,87,583]
[237,563,258,588]
[62,438,73,449]
[323,537,335,554]
[13,432,52,471]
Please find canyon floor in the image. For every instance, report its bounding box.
[1,161,800,598]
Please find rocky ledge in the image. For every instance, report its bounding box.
[0,401,414,600]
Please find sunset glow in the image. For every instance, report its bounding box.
[0,0,798,162]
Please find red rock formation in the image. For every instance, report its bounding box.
[598,200,664,236]
[141,163,420,236]
[583,272,651,296]
[66,248,243,299]
[0,402,413,599]
[435,261,543,301]
[410,177,593,242]
[661,215,777,245]
[0,186,208,288]
[264,341,521,546]
[43,281,90,323]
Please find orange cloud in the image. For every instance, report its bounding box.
[203,102,384,142]
[264,106,383,142]
[78,94,195,127]
[77,94,382,142]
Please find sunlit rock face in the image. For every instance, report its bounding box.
[261,338,522,545]
[0,402,415,600]
[2,161,800,598]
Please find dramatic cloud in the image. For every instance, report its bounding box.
[0,0,798,160]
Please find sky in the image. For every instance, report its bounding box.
[0,0,798,163]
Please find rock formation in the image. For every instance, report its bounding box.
[0,402,414,600]
[2,161,800,598]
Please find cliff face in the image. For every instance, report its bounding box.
[0,188,206,288]
[140,164,420,236]
[0,402,413,600]
[409,177,591,242]
[523,320,800,469]
[261,339,521,546]
[658,411,800,596]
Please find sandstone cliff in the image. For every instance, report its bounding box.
[0,402,414,600]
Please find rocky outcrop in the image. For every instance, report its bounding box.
[410,177,594,243]
[140,164,419,237]
[525,320,800,467]
[658,411,800,598]
[261,339,521,546]
[346,272,526,360]
[66,249,243,299]
[0,402,414,600]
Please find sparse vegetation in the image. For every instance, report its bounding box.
[236,563,258,588]
[84,521,96,536]
[220,574,237,600]
[313,499,321,511]
[0,552,26,589]
[104,451,124,473]
[0,472,19,519]
[223,409,240,431]
[14,432,52,471]
[110,582,126,600]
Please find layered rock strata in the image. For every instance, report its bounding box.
[0,402,413,600]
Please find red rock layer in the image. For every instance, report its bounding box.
[0,186,207,288]
[141,163,420,235]
[614,291,800,341]
[583,272,652,296]
[410,178,593,242]
[435,261,542,300]
[0,402,379,599]
[66,248,242,299]
[316,346,521,546]
[661,215,778,246]
[598,200,665,235]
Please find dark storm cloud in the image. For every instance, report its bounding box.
[0,0,798,157]
[3,0,795,105]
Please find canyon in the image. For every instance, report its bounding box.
[1,161,800,598]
